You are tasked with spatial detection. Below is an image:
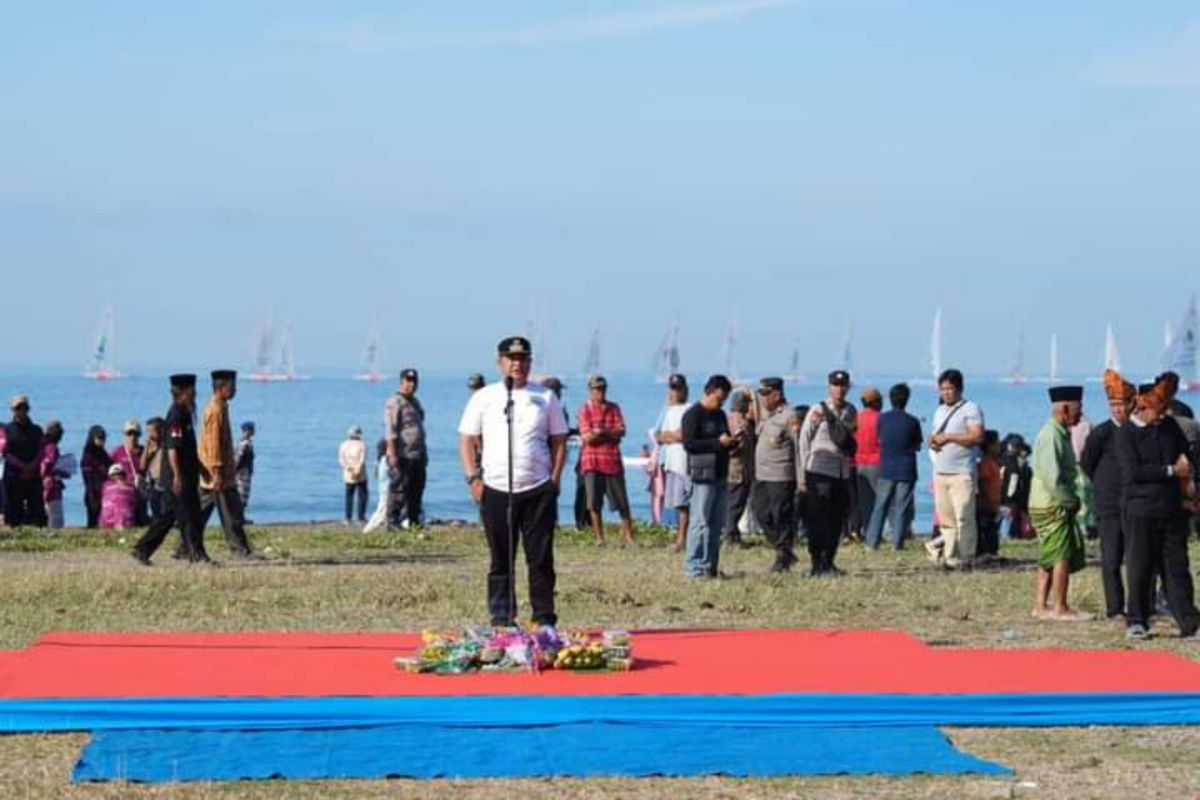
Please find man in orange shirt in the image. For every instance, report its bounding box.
[197,370,257,559]
[976,430,1003,558]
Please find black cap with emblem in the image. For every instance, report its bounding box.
[467,373,485,390]
[667,373,687,390]
[401,368,419,381]
[828,370,851,386]
[757,376,784,394]
[497,335,532,356]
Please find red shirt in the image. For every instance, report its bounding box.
[854,407,881,467]
[577,400,626,476]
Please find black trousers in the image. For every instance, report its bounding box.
[723,481,751,540]
[389,459,427,526]
[1096,514,1126,618]
[84,485,102,529]
[134,485,208,561]
[199,486,253,556]
[3,476,46,527]
[976,511,1000,557]
[481,482,558,627]
[1125,513,1200,634]
[344,481,368,521]
[573,462,590,529]
[752,480,796,559]
[804,472,849,571]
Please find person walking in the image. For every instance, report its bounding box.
[723,390,755,546]
[3,395,47,527]
[81,425,111,529]
[681,375,736,579]
[197,370,256,558]
[577,375,635,547]
[853,387,883,540]
[1079,370,1136,621]
[235,422,255,511]
[132,374,212,565]
[654,374,692,552]
[798,370,858,576]
[1030,385,1091,621]
[385,368,428,530]
[1119,377,1200,640]
[752,377,800,572]
[339,425,369,526]
[457,336,568,629]
[865,383,922,550]
[40,421,69,530]
[929,369,985,569]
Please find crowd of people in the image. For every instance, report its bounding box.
[4,337,1200,641]
[0,380,258,548]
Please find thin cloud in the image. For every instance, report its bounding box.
[285,0,808,54]
[1089,17,1200,89]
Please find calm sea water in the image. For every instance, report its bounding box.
[0,369,1111,530]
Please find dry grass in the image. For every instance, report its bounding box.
[1,523,1199,798]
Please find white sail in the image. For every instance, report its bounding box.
[654,320,681,381]
[721,319,739,381]
[788,343,804,384]
[1009,329,1027,384]
[357,325,383,381]
[85,308,121,380]
[930,307,943,382]
[1165,295,1199,388]
[841,320,854,372]
[1104,323,1121,373]
[1048,333,1059,382]
[250,322,276,379]
[277,324,296,380]
[582,327,601,375]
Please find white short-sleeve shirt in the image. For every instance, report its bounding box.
[458,382,569,493]
[931,399,984,475]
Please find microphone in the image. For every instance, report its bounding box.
[504,375,515,421]
[504,376,515,392]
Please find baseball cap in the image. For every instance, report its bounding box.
[467,373,486,390]
[9,394,29,410]
[667,373,687,390]
[123,418,142,435]
[588,375,608,389]
[401,368,418,381]
[757,377,784,394]
[828,370,851,386]
[497,336,532,356]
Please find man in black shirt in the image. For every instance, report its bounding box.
[1117,377,1200,639]
[1079,370,1135,620]
[3,395,46,527]
[681,375,738,578]
[132,374,212,566]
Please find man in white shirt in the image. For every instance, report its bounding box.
[458,335,569,629]
[929,368,985,568]
[654,373,692,552]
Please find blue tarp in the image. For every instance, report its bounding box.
[5,692,1200,734]
[73,722,1010,782]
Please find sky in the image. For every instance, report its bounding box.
[3,1,1200,377]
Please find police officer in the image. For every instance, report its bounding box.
[384,368,428,529]
[753,377,800,572]
[132,374,212,565]
[198,370,257,558]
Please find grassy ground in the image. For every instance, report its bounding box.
[1,522,1199,798]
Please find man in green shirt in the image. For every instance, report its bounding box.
[1030,385,1092,622]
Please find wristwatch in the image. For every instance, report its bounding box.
[465,472,482,485]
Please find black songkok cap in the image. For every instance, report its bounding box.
[170,373,197,389]
[211,369,237,383]
[1048,385,1083,403]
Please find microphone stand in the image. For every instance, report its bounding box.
[504,376,517,626]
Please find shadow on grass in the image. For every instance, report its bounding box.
[249,552,463,568]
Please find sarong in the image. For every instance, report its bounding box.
[1030,505,1085,573]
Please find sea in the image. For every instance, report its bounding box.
[0,369,1115,531]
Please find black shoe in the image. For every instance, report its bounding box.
[770,558,792,574]
[189,556,219,567]
[170,549,187,561]
[131,550,152,566]
[231,550,264,561]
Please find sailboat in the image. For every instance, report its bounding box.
[1104,323,1121,373]
[582,327,601,376]
[1045,333,1060,383]
[909,309,942,385]
[840,320,854,373]
[356,326,384,382]
[84,309,122,381]
[1163,295,1200,391]
[720,319,740,382]
[248,322,299,382]
[653,321,681,382]
[1006,329,1028,385]
[787,343,805,384]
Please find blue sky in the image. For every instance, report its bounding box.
[3,1,1200,377]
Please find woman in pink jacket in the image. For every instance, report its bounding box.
[99,463,139,530]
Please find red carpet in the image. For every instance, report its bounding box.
[2,629,1199,699]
